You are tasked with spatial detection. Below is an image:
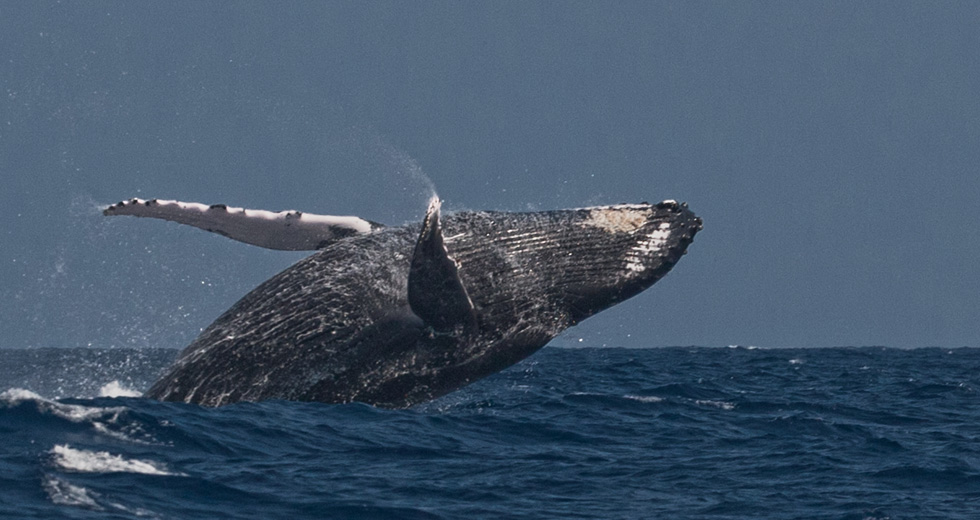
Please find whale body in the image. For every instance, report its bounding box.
[105,197,701,408]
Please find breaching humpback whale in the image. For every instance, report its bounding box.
[104,196,701,408]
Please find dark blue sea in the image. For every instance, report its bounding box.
[2,346,979,519]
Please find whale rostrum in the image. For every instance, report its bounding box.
[105,196,702,408]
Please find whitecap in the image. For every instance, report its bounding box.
[0,387,46,403]
[42,475,103,510]
[624,395,665,403]
[43,474,160,516]
[0,388,126,423]
[90,420,159,446]
[49,445,184,476]
[1,387,154,443]
[98,381,143,398]
[695,399,735,410]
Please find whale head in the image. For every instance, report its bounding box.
[441,200,701,365]
[557,200,702,323]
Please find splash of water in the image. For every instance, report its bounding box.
[367,134,438,201]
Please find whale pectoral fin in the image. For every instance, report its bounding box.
[408,197,478,333]
[103,198,383,251]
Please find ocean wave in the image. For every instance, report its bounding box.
[42,474,162,517]
[695,399,736,410]
[42,475,102,510]
[0,388,126,423]
[623,394,665,403]
[1,387,159,445]
[4,346,980,519]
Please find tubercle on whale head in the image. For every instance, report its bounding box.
[623,200,701,274]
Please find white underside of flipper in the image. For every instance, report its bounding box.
[104,198,380,250]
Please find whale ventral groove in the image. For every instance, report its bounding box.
[104,195,701,408]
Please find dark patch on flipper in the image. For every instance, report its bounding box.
[408,200,478,334]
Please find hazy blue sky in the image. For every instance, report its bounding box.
[1,2,977,348]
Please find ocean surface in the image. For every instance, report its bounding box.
[1,346,978,519]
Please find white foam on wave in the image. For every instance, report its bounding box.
[90,420,159,446]
[696,399,736,411]
[43,474,161,516]
[2,388,160,445]
[0,387,44,402]
[50,444,184,476]
[0,388,126,422]
[624,395,665,403]
[43,475,103,510]
[98,381,143,398]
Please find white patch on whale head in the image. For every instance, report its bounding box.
[581,206,653,234]
[625,222,672,273]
